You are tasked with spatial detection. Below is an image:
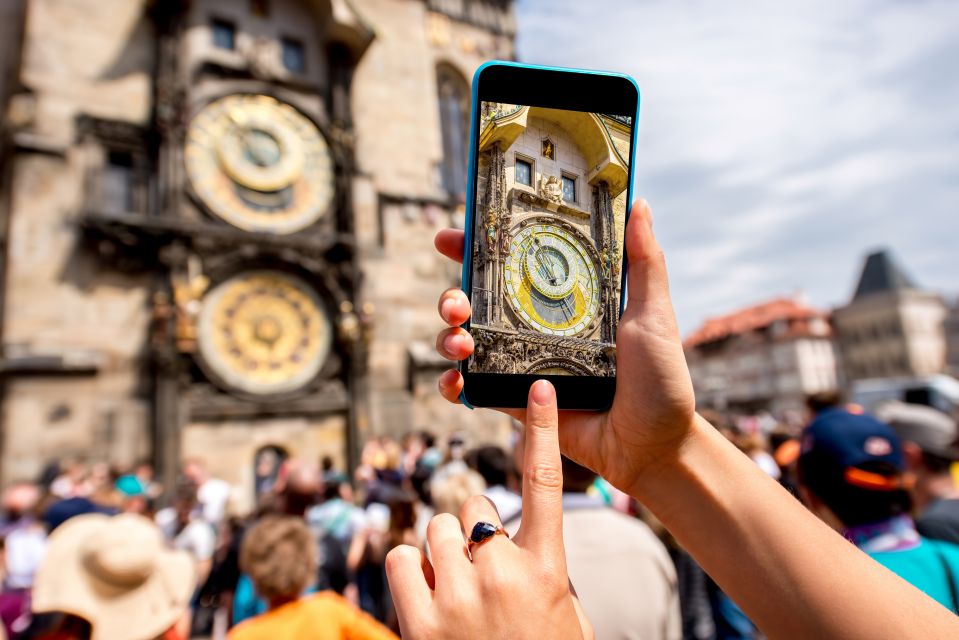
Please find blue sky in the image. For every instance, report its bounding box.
[514,0,959,335]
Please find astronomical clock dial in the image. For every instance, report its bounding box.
[504,223,600,336]
[185,94,335,234]
[196,271,332,396]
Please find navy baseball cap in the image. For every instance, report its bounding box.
[43,497,116,532]
[799,408,910,494]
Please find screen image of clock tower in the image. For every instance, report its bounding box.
[469,103,633,377]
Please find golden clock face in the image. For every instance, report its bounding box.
[196,271,332,396]
[504,223,600,336]
[185,94,335,234]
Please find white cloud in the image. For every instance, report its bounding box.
[515,0,959,333]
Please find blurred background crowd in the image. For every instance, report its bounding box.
[1,391,958,639]
[0,0,956,638]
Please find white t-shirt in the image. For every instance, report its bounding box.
[4,523,47,589]
[198,477,232,524]
[174,519,216,562]
[155,509,216,562]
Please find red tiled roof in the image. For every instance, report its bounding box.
[683,298,828,348]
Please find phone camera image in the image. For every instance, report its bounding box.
[469,102,632,377]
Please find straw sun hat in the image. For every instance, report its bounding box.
[32,513,195,640]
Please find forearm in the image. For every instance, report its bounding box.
[632,414,958,639]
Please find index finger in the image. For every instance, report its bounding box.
[435,229,465,264]
[517,380,565,563]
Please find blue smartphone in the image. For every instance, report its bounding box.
[459,61,640,410]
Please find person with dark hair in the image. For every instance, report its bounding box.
[804,390,844,417]
[798,408,959,611]
[470,445,522,523]
[307,473,365,594]
[877,401,959,545]
[229,516,395,640]
[347,490,418,631]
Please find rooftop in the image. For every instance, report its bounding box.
[684,297,829,349]
[852,249,915,300]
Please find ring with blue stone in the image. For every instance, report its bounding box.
[468,521,509,555]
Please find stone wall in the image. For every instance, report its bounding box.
[350,0,514,445]
[1,0,156,483]
[182,413,347,514]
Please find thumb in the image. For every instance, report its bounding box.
[624,200,671,312]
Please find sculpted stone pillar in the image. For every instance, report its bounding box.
[593,181,617,343]
[480,142,506,326]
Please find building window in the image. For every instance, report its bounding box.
[515,157,532,186]
[562,174,576,203]
[436,65,469,198]
[281,37,306,73]
[211,18,235,50]
[101,150,136,215]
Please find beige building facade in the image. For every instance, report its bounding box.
[833,250,947,382]
[468,104,631,376]
[684,298,839,415]
[0,0,515,495]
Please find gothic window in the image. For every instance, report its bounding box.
[253,445,288,497]
[281,37,306,73]
[515,157,532,186]
[562,174,576,203]
[211,18,235,50]
[436,65,469,198]
[101,150,137,215]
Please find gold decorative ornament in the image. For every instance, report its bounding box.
[185,94,334,234]
[541,137,554,160]
[504,223,600,336]
[196,271,332,395]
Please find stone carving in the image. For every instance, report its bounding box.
[469,327,616,377]
[540,175,563,204]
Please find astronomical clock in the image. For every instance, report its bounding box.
[504,221,600,337]
[468,105,631,377]
[195,271,333,397]
[185,94,335,235]
[165,92,352,409]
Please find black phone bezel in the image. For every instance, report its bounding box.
[460,63,639,411]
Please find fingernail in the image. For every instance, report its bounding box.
[444,333,464,353]
[440,297,456,321]
[439,369,458,387]
[530,379,554,405]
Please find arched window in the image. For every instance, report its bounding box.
[253,444,289,497]
[436,64,470,199]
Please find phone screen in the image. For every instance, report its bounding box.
[467,102,633,378]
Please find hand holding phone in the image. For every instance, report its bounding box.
[436,199,696,497]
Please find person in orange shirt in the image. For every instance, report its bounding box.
[228,515,396,640]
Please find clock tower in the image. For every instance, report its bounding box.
[78,0,375,502]
[0,0,517,491]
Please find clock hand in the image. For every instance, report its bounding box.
[535,248,558,285]
[227,110,269,167]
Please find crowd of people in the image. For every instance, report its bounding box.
[1,200,958,638]
[670,392,959,638]
[0,389,956,639]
